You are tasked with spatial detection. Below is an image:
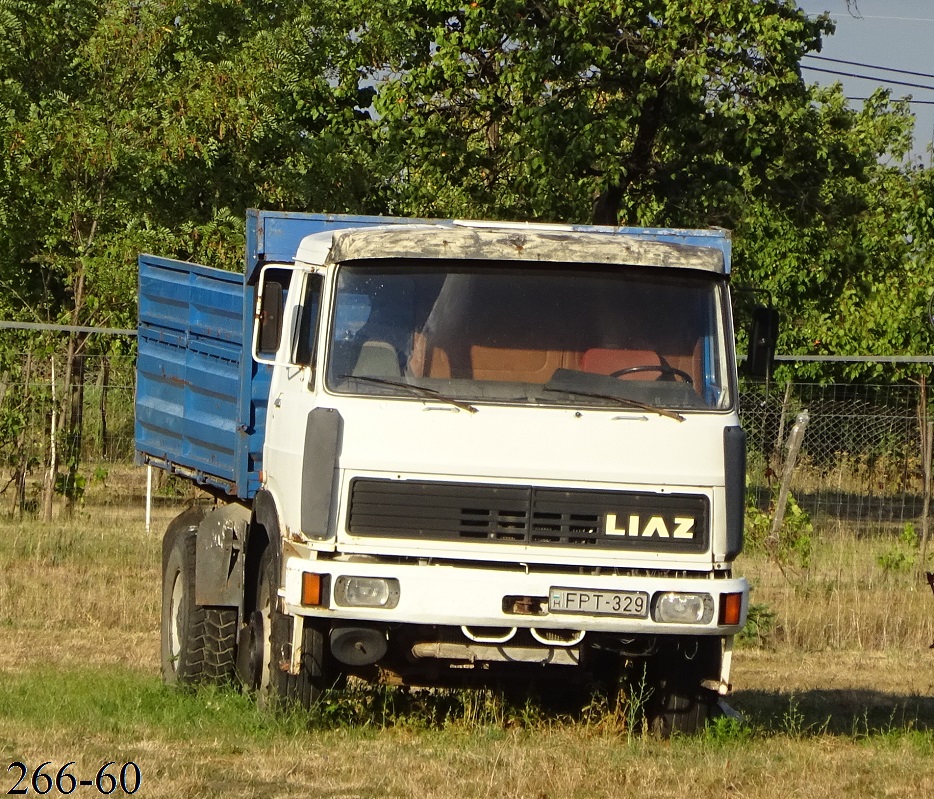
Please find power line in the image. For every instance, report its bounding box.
[804,11,934,23]
[804,54,934,82]
[847,97,934,106]
[834,16,934,23]
[802,64,934,93]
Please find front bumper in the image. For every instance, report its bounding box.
[282,555,749,637]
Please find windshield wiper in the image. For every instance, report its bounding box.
[542,386,684,422]
[340,375,479,414]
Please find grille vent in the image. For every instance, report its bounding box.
[347,479,708,553]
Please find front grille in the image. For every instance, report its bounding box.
[348,479,708,553]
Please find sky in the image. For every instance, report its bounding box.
[797,0,934,164]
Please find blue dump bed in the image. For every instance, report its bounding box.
[135,255,270,499]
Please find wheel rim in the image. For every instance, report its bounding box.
[169,570,184,666]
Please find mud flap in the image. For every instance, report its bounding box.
[195,504,251,607]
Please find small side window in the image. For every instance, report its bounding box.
[295,274,323,370]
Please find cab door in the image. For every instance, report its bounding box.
[258,268,330,538]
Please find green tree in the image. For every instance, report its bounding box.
[733,88,933,377]
[362,0,833,226]
[0,0,377,515]
[355,0,933,370]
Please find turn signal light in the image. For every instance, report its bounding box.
[719,592,743,626]
[301,572,325,607]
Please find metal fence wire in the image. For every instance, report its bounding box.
[0,353,136,459]
[0,350,138,515]
[741,369,932,536]
[1,345,933,539]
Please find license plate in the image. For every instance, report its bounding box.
[549,587,649,617]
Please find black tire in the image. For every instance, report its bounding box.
[161,529,237,687]
[647,681,718,737]
[239,546,339,710]
[642,638,723,736]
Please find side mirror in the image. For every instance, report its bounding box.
[253,269,287,362]
[257,282,284,355]
[745,304,779,379]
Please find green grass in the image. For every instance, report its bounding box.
[2,664,933,799]
[0,667,271,741]
[2,661,933,744]
[3,502,934,798]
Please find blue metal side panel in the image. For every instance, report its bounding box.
[242,308,271,498]
[136,254,268,498]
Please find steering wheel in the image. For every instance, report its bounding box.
[610,364,694,384]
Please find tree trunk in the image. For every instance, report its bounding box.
[63,337,87,514]
[40,247,92,520]
[10,354,33,517]
[592,86,667,226]
[40,261,89,520]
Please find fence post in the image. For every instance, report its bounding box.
[146,464,153,534]
[922,420,933,567]
[768,409,810,548]
[41,356,58,522]
[772,381,794,472]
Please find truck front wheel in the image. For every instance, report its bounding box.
[644,640,722,736]
[647,682,718,737]
[161,529,237,686]
[239,547,338,710]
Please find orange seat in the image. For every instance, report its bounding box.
[469,346,578,383]
[580,348,662,379]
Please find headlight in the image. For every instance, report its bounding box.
[334,576,400,608]
[652,592,714,624]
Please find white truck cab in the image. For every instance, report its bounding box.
[143,213,768,735]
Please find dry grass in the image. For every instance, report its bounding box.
[3,686,933,799]
[2,489,934,799]
[0,501,166,676]
[739,527,934,652]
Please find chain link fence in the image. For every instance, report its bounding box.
[742,359,934,539]
[2,340,933,540]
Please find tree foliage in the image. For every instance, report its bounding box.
[363,0,832,225]
[350,0,934,372]
[734,88,934,377]
[0,0,377,329]
[0,0,932,366]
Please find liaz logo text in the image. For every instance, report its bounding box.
[604,513,696,539]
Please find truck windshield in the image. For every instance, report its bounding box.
[325,260,733,411]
